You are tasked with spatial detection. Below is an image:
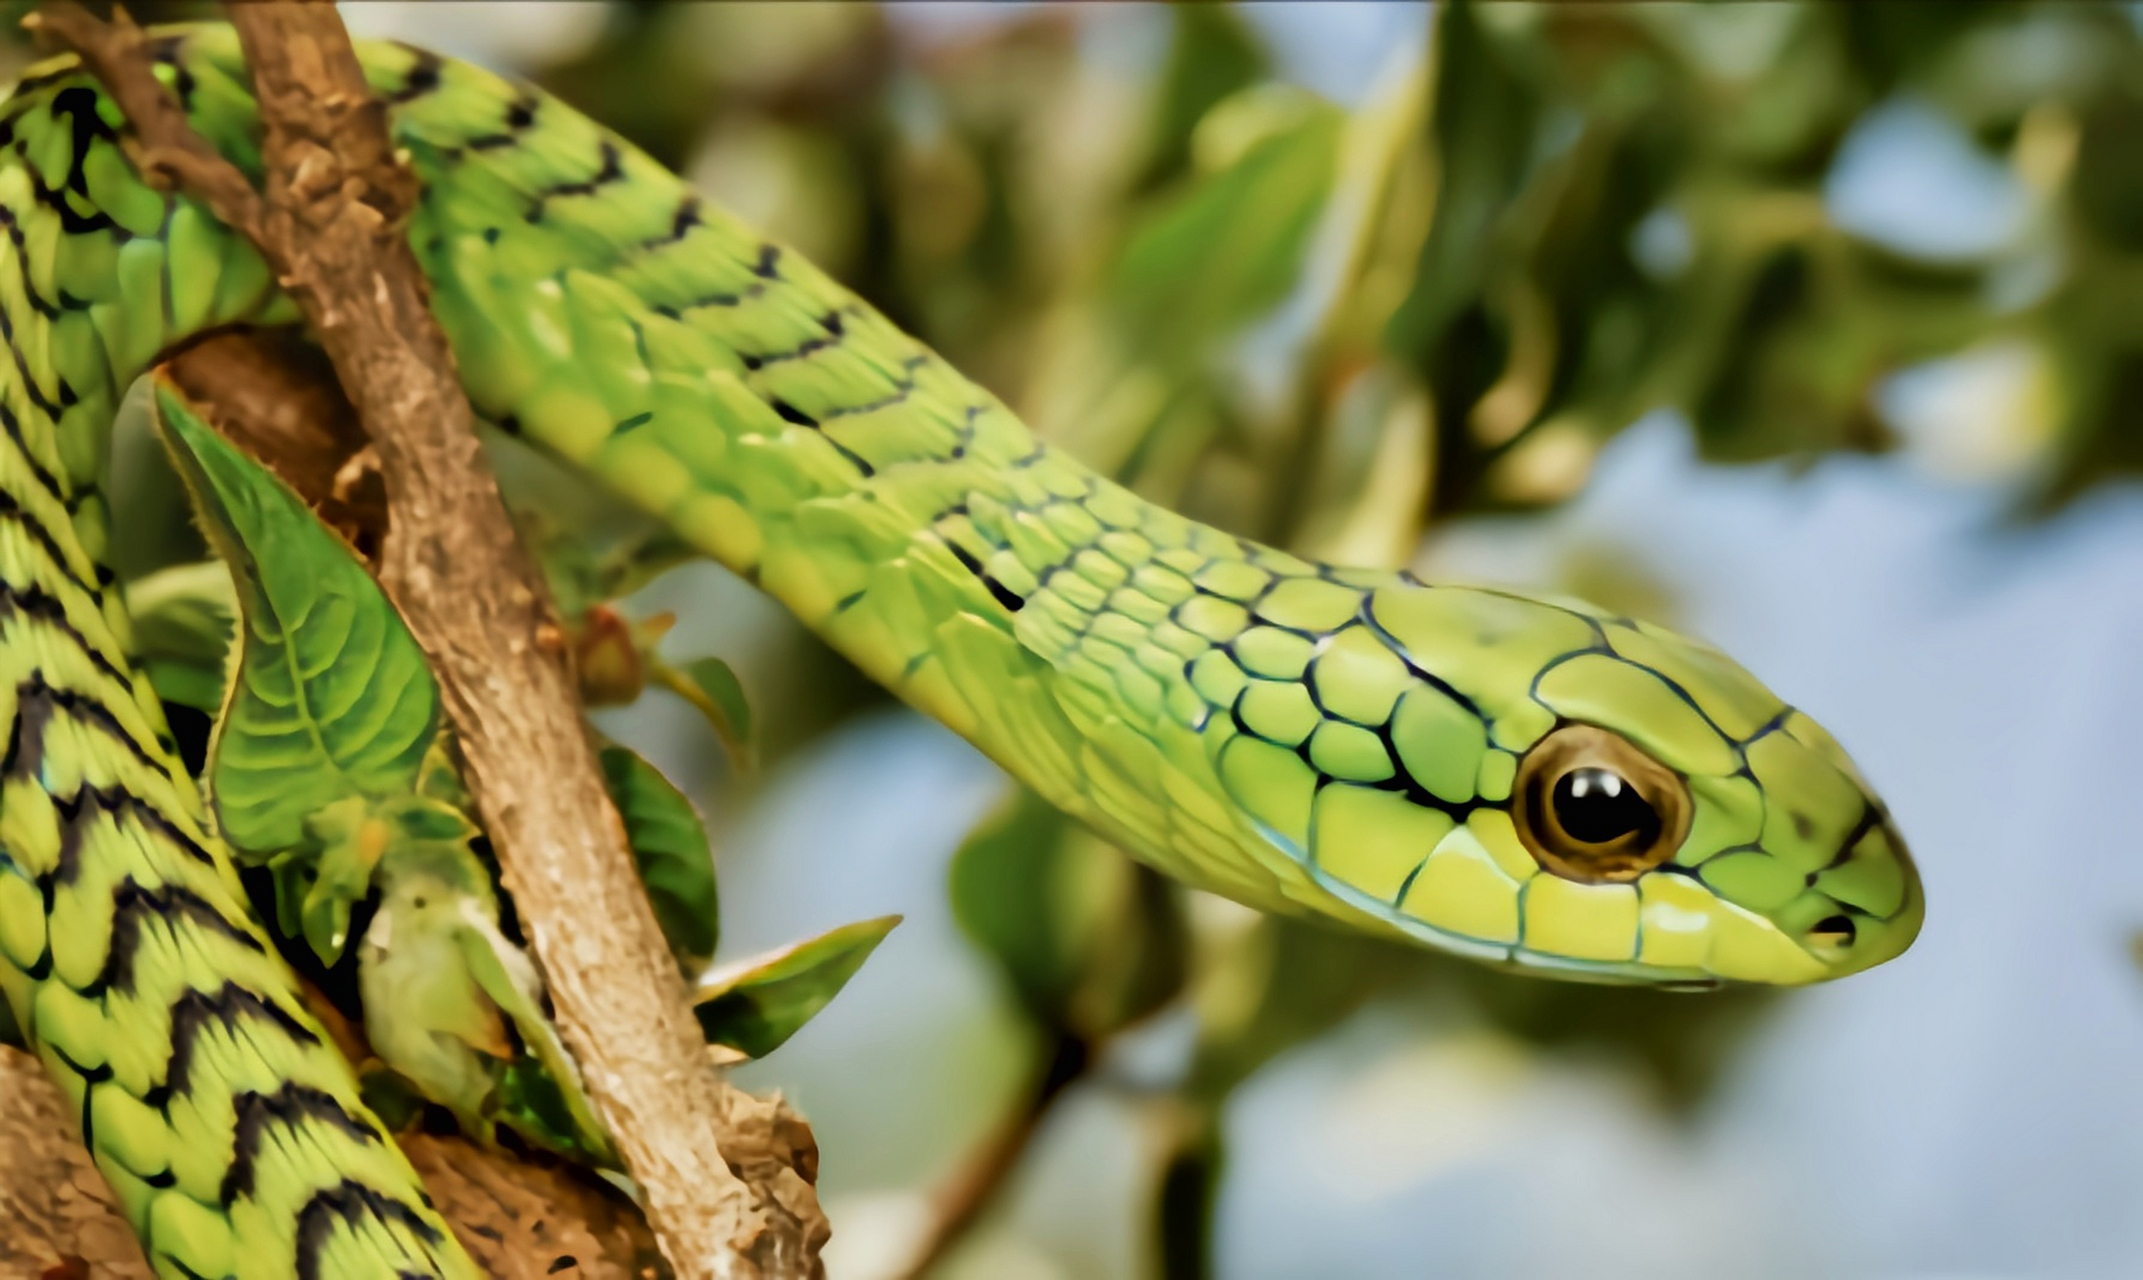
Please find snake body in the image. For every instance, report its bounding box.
[0,28,1923,1277]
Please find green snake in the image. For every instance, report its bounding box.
[0,26,1923,1278]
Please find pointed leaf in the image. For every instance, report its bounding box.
[141,659,228,715]
[387,792,482,846]
[599,742,719,971]
[414,738,472,810]
[656,656,755,769]
[452,904,617,1165]
[494,1056,616,1168]
[692,915,900,1058]
[153,381,440,859]
[265,849,311,942]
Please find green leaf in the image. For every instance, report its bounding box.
[1136,4,1271,192]
[265,849,311,942]
[655,655,755,769]
[444,877,616,1166]
[414,737,473,810]
[494,1055,615,1167]
[294,791,479,965]
[153,381,440,859]
[124,558,236,667]
[598,742,720,972]
[124,560,236,712]
[948,785,1188,1036]
[0,991,20,1048]
[948,786,1082,1020]
[1112,85,1344,354]
[1383,0,1538,368]
[141,658,228,715]
[691,915,900,1058]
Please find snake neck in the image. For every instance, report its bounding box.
[339,37,1564,937]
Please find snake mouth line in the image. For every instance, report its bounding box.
[1304,860,1730,987]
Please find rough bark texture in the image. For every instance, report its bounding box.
[17,4,829,1276]
[164,328,386,553]
[0,1048,157,1280]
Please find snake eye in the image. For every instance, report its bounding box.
[1514,725,1690,883]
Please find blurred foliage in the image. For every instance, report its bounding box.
[950,787,1187,1043]
[16,1,2141,1275]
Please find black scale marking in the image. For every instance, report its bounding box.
[295,1181,448,1280]
[221,1083,384,1206]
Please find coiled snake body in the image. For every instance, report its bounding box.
[0,28,1923,1277]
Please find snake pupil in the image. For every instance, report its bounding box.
[1551,767,1661,846]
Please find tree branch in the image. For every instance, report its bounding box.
[0,1048,155,1280]
[22,4,829,1275]
[893,1030,1091,1280]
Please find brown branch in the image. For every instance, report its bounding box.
[24,4,828,1275]
[23,6,261,239]
[161,328,386,553]
[1,1045,666,1278]
[0,1048,155,1280]
[168,334,832,1272]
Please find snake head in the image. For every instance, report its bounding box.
[1283,583,1923,987]
[1503,694,1923,987]
[1493,608,1925,987]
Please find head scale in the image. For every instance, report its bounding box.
[1261,581,1922,987]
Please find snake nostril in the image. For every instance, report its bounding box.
[1809,914,1857,947]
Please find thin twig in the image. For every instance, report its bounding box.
[24,4,828,1275]
[22,5,261,239]
[895,1031,1092,1280]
